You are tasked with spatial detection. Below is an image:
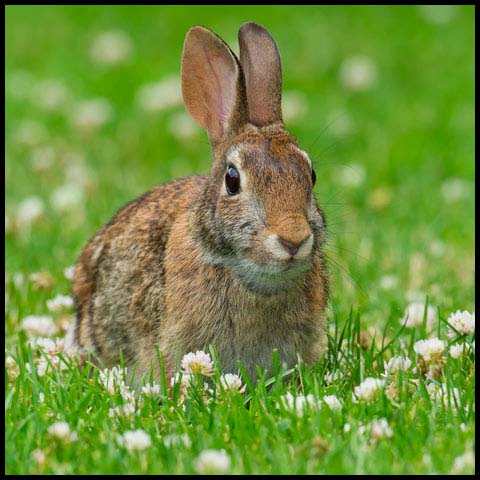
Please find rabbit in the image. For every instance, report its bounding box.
[69,22,329,384]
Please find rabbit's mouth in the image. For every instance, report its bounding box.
[231,255,313,292]
[200,243,314,292]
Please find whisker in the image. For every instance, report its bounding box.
[323,253,369,301]
[306,110,351,155]
[324,242,371,264]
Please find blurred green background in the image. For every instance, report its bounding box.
[5,5,475,330]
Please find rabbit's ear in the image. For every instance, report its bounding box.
[238,22,283,126]
[182,26,247,145]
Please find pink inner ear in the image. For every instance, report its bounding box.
[203,46,226,127]
[201,46,237,140]
[182,26,244,144]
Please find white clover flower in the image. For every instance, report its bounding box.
[108,403,136,418]
[21,315,57,336]
[430,239,446,257]
[50,183,85,213]
[170,372,193,389]
[379,274,399,290]
[418,5,457,26]
[141,382,161,397]
[181,350,214,376]
[447,310,475,337]
[117,429,151,452]
[72,98,112,131]
[16,196,45,229]
[6,355,20,378]
[370,418,393,440]
[64,155,93,189]
[449,343,471,359]
[383,356,412,376]
[29,336,64,355]
[400,302,437,330]
[405,290,427,303]
[30,146,56,173]
[46,294,74,313]
[337,163,366,188]
[282,90,308,123]
[14,120,48,148]
[47,421,77,442]
[427,382,462,413]
[163,433,192,449]
[324,370,342,385]
[414,338,445,363]
[339,55,378,92]
[441,178,471,202]
[13,272,25,288]
[98,366,128,394]
[32,448,46,465]
[219,373,246,393]
[136,76,183,112]
[352,377,385,403]
[451,448,475,474]
[36,358,48,377]
[357,424,367,435]
[120,387,136,405]
[278,392,321,416]
[322,394,342,412]
[29,271,55,290]
[90,30,133,66]
[64,266,75,281]
[35,351,68,377]
[32,79,69,112]
[168,111,199,140]
[194,449,231,474]
[343,423,351,433]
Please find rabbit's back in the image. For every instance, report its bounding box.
[72,175,208,368]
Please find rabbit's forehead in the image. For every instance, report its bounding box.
[225,143,312,206]
[226,142,312,170]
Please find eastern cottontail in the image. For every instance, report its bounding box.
[70,22,329,383]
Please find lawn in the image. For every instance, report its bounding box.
[5,5,475,475]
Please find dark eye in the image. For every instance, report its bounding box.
[225,165,240,195]
[311,169,317,186]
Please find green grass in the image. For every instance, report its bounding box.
[5,5,475,475]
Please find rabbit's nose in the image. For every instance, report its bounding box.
[278,235,309,257]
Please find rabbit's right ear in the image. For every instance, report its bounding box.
[182,26,247,145]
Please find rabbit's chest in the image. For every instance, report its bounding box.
[163,225,322,377]
[168,280,307,376]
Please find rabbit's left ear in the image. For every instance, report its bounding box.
[182,26,247,145]
[238,22,283,126]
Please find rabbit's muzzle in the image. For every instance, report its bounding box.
[263,215,313,262]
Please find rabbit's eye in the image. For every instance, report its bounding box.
[311,169,317,186]
[225,165,240,195]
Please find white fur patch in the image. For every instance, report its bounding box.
[263,233,292,261]
[225,145,249,192]
[92,243,104,263]
[294,146,312,167]
[226,146,243,165]
[295,234,313,260]
[264,233,313,261]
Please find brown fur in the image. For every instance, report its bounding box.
[71,23,329,383]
